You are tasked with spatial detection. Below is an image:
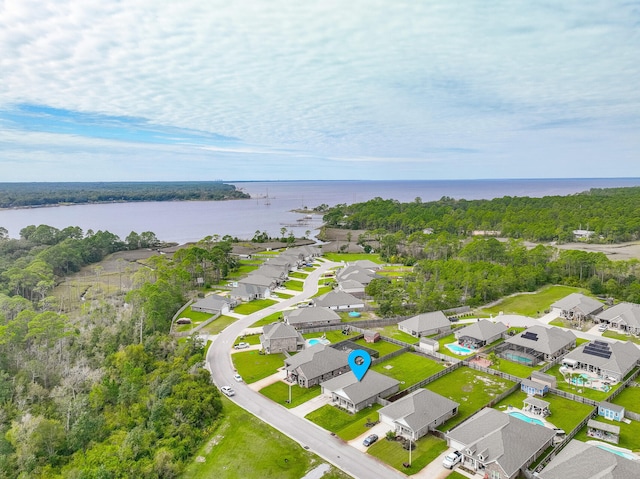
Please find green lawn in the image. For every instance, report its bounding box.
[368,435,447,475]
[490,358,539,378]
[480,285,587,318]
[303,330,358,343]
[231,351,285,384]
[182,397,351,479]
[448,472,469,479]
[549,317,593,332]
[338,311,378,322]
[283,279,304,291]
[288,271,309,279]
[323,253,384,263]
[237,333,262,345]
[603,330,640,345]
[312,286,334,297]
[573,414,640,452]
[425,367,516,431]
[259,383,321,408]
[272,292,294,299]
[545,364,620,401]
[199,315,239,335]
[305,404,382,440]
[492,390,594,433]
[227,261,262,279]
[372,353,446,390]
[372,324,418,344]
[353,338,403,357]
[234,299,278,315]
[609,384,640,414]
[250,311,284,327]
[178,307,215,322]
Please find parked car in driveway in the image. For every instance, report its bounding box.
[234,342,250,349]
[363,434,378,447]
[442,450,462,469]
[220,386,235,397]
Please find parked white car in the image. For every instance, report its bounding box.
[442,451,462,469]
[598,323,608,332]
[234,342,250,349]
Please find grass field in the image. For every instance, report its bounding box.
[305,404,382,440]
[352,338,403,357]
[368,435,447,475]
[372,353,446,390]
[237,333,262,345]
[284,279,304,291]
[372,324,418,344]
[288,271,309,279]
[199,315,239,335]
[250,311,284,327]
[608,384,640,413]
[492,390,594,433]
[490,358,540,378]
[259,383,321,408]
[227,260,262,279]
[182,398,351,479]
[234,299,278,315]
[323,253,384,263]
[603,329,640,345]
[480,285,587,317]
[272,292,294,299]
[425,367,516,431]
[231,351,285,384]
[303,330,358,343]
[312,286,334,297]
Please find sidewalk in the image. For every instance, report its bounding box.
[289,393,332,418]
[247,370,285,391]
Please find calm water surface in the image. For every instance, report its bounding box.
[1,179,639,244]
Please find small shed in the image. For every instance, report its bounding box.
[364,330,381,343]
[598,401,625,422]
[587,419,620,444]
[418,337,439,354]
[523,397,550,417]
[530,371,557,389]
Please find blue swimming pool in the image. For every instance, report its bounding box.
[308,339,321,346]
[445,343,473,355]
[306,338,330,347]
[509,412,545,426]
[595,444,637,460]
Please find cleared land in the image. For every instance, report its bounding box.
[234,299,278,315]
[480,285,586,318]
[610,384,640,413]
[372,353,446,390]
[368,435,447,476]
[231,351,285,384]
[305,404,382,440]
[199,315,239,335]
[259,383,321,409]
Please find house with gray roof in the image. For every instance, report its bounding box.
[260,322,304,354]
[446,407,555,479]
[338,279,366,298]
[561,339,640,382]
[264,256,295,270]
[320,370,399,413]
[598,401,626,422]
[538,440,640,479]
[398,311,451,338]
[191,294,236,315]
[379,389,459,440]
[499,325,577,365]
[255,265,289,282]
[312,291,364,311]
[551,293,603,322]
[284,307,342,329]
[230,283,270,301]
[284,344,350,388]
[596,302,640,335]
[455,320,507,348]
[239,274,279,290]
[337,266,380,286]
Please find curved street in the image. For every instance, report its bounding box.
[206,259,408,479]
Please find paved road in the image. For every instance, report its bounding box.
[206,260,407,479]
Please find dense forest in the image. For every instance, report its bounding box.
[0,182,249,208]
[323,186,640,243]
[0,226,238,478]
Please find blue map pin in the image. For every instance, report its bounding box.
[348,349,372,381]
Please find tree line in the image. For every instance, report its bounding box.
[323,186,640,243]
[0,181,249,208]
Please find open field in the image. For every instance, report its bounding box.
[250,311,284,327]
[490,358,541,378]
[231,351,285,384]
[479,285,587,317]
[372,353,446,390]
[199,315,239,335]
[323,253,384,263]
[182,398,351,479]
[234,299,278,315]
[305,404,382,440]
[368,435,447,475]
[372,324,418,344]
[259,383,321,409]
[425,367,516,430]
[284,279,304,291]
[352,338,403,357]
[610,384,640,413]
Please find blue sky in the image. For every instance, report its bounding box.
[1,0,639,181]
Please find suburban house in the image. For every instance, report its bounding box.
[561,340,640,382]
[398,311,451,338]
[255,265,289,282]
[598,401,626,422]
[284,344,350,388]
[499,325,577,366]
[446,408,555,479]
[320,370,399,413]
[312,291,365,311]
[336,265,380,286]
[230,283,271,301]
[454,320,507,348]
[379,389,459,441]
[260,322,305,354]
[191,294,236,315]
[538,440,640,479]
[239,274,279,291]
[337,279,366,298]
[264,256,294,271]
[352,259,382,270]
[596,302,640,335]
[284,307,342,329]
[550,293,604,322]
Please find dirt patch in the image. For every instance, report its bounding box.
[461,384,473,392]
[553,241,640,261]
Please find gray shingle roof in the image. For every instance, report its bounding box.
[284,344,350,379]
[599,401,625,414]
[538,440,640,479]
[399,311,450,333]
[563,340,640,376]
[284,307,341,325]
[239,274,276,288]
[447,408,555,478]
[313,291,363,308]
[262,322,303,341]
[379,389,459,432]
[551,293,603,315]
[588,419,620,435]
[191,294,232,312]
[597,302,640,329]
[456,320,507,341]
[505,325,576,355]
[321,370,399,404]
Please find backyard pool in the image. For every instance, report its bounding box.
[307,338,330,347]
[445,343,473,355]
[592,443,639,461]
[508,411,545,426]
